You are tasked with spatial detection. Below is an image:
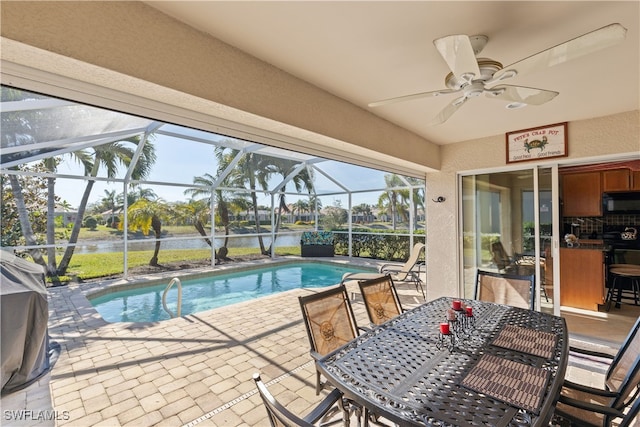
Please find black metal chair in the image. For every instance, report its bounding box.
[253,373,348,427]
[475,269,535,310]
[554,316,640,426]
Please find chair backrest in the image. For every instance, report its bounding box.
[490,241,512,271]
[299,284,360,356]
[605,316,640,408]
[253,373,314,427]
[358,275,403,326]
[403,242,425,272]
[475,269,535,310]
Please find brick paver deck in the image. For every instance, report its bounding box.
[3,256,626,426]
[2,257,426,427]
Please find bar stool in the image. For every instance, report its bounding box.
[605,264,640,311]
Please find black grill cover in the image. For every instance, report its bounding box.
[1,251,50,394]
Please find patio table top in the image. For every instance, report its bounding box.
[317,297,569,427]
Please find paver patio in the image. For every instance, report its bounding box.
[2,256,628,427]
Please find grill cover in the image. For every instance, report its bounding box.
[1,251,50,393]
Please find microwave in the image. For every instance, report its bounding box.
[602,191,640,215]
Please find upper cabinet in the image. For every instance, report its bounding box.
[602,169,640,191]
[562,171,602,216]
[633,171,640,190]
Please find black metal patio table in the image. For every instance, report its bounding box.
[316,297,568,427]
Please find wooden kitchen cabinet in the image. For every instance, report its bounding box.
[560,248,604,311]
[561,172,602,216]
[602,169,631,191]
[602,168,640,191]
[632,171,640,190]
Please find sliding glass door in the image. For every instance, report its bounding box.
[461,166,558,312]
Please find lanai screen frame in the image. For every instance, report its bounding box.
[1,85,426,278]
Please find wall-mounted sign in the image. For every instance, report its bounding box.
[506,122,568,164]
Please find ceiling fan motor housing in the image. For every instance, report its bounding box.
[444,58,503,90]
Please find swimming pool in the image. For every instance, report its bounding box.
[88,262,374,322]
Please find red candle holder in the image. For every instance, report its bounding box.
[452,300,462,310]
[439,322,450,335]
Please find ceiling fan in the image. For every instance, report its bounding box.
[368,23,627,125]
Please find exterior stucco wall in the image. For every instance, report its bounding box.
[426,111,640,300]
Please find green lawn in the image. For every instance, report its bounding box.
[51,246,300,283]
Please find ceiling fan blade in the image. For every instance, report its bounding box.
[485,85,559,105]
[428,96,468,125]
[368,88,458,108]
[491,23,627,83]
[433,35,482,82]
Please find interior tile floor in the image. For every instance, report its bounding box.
[2,258,638,427]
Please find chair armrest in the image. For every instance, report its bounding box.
[310,350,323,362]
[562,380,618,398]
[569,345,616,361]
[378,263,401,273]
[558,395,625,418]
[303,387,343,424]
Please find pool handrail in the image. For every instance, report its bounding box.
[162,277,182,318]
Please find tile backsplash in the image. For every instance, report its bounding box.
[563,215,640,236]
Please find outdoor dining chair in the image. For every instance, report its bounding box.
[475,269,535,310]
[554,316,640,426]
[490,240,516,272]
[298,284,366,395]
[358,275,405,326]
[378,242,426,298]
[253,372,349,427]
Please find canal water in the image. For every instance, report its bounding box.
[69,233,304,254]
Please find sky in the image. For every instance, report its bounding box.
[7,88,421,212]
[53,131,404,211]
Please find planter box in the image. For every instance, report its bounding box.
[301,244,334,257]
[300,231,335,257]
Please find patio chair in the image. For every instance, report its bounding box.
[299,284,366,395]
[378,242,426,299]
[358,275,405,326]
[253,372,349,427]
[554,316,640,427]
[490,240,516,272]
[475,269,535,310]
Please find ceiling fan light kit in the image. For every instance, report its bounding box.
[369,23,627,125]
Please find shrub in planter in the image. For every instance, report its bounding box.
[301,231,334,257]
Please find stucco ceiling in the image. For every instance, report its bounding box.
[145,1,638,146]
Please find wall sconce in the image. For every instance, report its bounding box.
[432,196,446,203]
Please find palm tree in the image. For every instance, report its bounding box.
[405,178,425,230]
[378,174,405,230]
[308,195,323,226]
[121,197,170,266]
[57,137,156,274]
[7,170,47,267]
[44,157,61,275]
[101,189,119,227]
[214,147,276,255]
[292,199,309,222]
[183,173,233,257]
[266,159,314,253]
[174,199,211,245]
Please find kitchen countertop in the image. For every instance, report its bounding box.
[561,242,608,250]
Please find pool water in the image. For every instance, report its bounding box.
[89,262,373,322]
